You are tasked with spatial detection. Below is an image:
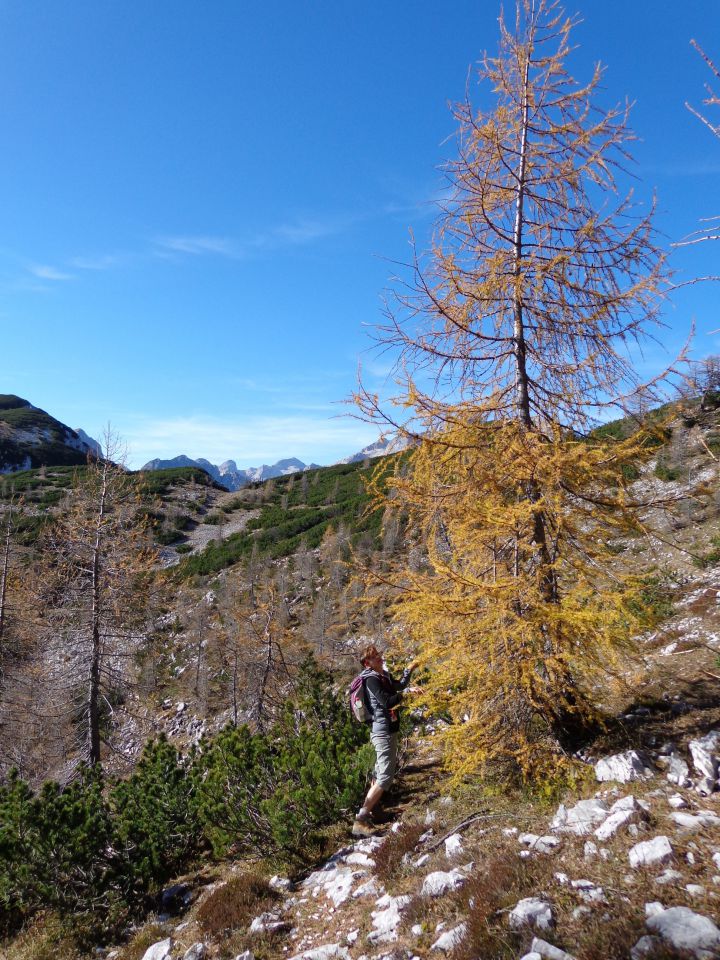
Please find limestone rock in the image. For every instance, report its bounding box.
[630,936,663,959]
[668,793,688,809]
[530,937,578,960]
[444,834,464,859]
[688,730,720,790]
[666,752,692,788]
[509,897,554,931]
[595,796,648,841]
[233,952,255,960]
[646,905,720,958]
[518,833,562,854]
[249,912,291,935]
[288,946,350,960]
[431,923,467,951]
[421,866,471,897]
[551,798,609,835]
[595,751,654,783]
[368,895,411,944]
[269,875,293,891]
[141,941,173,960]
[671,811,720,831]
[629,836,673,869]
[654,869,684,885]
[182,946,207,960]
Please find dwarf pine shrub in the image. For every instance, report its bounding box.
[0,657,373,938]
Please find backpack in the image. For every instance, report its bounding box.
[349,672,372,723]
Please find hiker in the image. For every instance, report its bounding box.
[353,643,417,837]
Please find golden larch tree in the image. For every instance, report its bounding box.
[358,0,682,780]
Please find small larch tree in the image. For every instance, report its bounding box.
[358,0,681,779]
[35,435,158,767]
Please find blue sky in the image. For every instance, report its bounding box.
[1,1,718,468]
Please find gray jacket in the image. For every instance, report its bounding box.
[360,666,413,735]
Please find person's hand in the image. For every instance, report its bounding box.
[406,685,422,695]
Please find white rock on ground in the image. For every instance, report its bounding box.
[595,751,655,783]
[182,946,207,960]
[595,796,649,841]
[630,935,663,959]
[518,833,562,854]
[551,798,609,835]
[421,866,472,897]
[249,912,290,935]
[584,841,598,860]
[431,923,467,951]
[530,937,578,960]
[141,940,173,960]
[352,876,382,899]
[654,869,684,885]
[368,895,411,944]
[570,879,606,903]
[269,875,293,891]
[233,953,254,960]
[444,833,464,858]
[671,811,720,830]
[288,946,350,960]
[509,897,554,931]
[519,954,543,960]
[628,836,673,869]
[668,793,688,809]
[646,905,720,959]
[688,730,720,791]
[666,752,692,788]
[713,852,720,870]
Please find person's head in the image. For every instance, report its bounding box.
[360,643,384,671]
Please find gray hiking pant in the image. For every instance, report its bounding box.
[371,731,399,790]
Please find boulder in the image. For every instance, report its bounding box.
[646,906,720,958]
[509,897,554,931]
[551,798,609,835]
[628,836,673,869]
[595,751,655,783]
[141,941,173,960]
[431,923,467,951]
[668,793,688,809]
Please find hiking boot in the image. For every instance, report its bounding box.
[351,817,377,838]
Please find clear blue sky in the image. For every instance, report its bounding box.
[1,1,718,468]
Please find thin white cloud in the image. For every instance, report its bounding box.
[154,235,237,257]
[69,254,124,271]
[121,413,380,470]
[28,264,74,281]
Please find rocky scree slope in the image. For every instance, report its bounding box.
[97,716,720,960]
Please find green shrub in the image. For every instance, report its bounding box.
[196,658,372,859]
[110,737,203,894]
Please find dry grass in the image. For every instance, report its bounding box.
[115,922,172,960]
[372,819,426,884]
[195,872,278,938]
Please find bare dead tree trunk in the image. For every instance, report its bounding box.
[0,502,13,644]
